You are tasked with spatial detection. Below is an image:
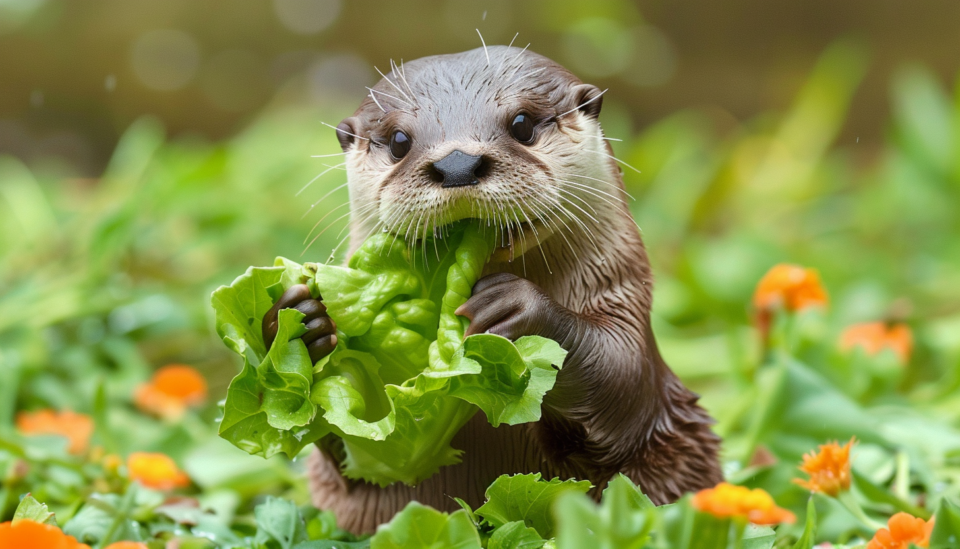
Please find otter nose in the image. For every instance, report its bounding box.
[433,150,483,188]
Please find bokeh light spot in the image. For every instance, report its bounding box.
[130,29,201,91]
[201,49,267,112]
[561,17,634,79]
[623,25,677,88]
[273,0,341,35]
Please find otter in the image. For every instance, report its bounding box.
[261,45,723,534]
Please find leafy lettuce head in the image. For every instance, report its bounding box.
[212,221,566,486]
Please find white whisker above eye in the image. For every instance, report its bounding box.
[321,121,369,142]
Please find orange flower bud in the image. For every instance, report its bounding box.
[127,452,190,490]
[753,264,829,313]
[866,512,934,549]
[794,438,854,497]
[0,519,90,549]
[16,410,94,455]
[840,322,913,364]
[104,542,149,549]
[134,364,208,419]
[691,482,795,525]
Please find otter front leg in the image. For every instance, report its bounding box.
[262,284,338,362]
[456,273,584,346]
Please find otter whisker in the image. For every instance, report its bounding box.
[505,43,530,76]
[390,59,418,107]
[322,121,369,142]
[503,195,532,275]
[366,87,414,113]
[553,89,608,121]
[553,186,600,218]
[303,201,376,256]
[324,204,381,261]
[297,162,346,196]
[375,66,417,108]
[476,29,490,66]
[306,199,377,246]
[514,195,554,274]
[311,152,349,158]
[554,188,603,228]
[583,147,642,174]
[305,200,354,242]
[324,215,383,263]
[368,89,387,113]
[584,134,623,143]
[301,181,349,219]
[550,177,631,209]
[552,196,603,256]
[526,193,578,260]
[567,172,636,201]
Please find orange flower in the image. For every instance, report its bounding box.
[753,264,829,313]
[0,519,90,549]
[135,364,207,419]
[794,438,855,497]
[840,322,913,364]
[16,410,94,455]
[127,452,190,490]
[866,512,935,549]
[692,482,796,525]
[104,542,149,549]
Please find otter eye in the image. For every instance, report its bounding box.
[389,130,411,160]
[510,113,535,144]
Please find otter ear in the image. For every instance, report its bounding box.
[335,117,361,152]
[570,84,603,119]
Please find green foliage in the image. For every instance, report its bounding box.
[475,474,592,538]
[3,39,960,548]
[213,223,567,486]
[12,494,57,526]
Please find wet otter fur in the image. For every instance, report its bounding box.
[261,45,723,534]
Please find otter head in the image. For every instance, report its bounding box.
[336,46,617,260]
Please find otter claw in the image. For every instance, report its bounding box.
[262,284,337,363]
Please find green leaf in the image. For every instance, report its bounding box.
[742,525,777,549]
[447,334,563,427]
[930,498,960,549]
[552,475,655,549]
[254,496,310,549]
[295,542,371,549]
[218,354,330,459]
[369,502,482,549]
[212,264,287,361]
[63,493,144,545]
[789,498,817,549]
[12,494,57,526]
[487,521,545,549]
[476,474,592,538]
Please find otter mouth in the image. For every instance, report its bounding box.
[399,215,555,263]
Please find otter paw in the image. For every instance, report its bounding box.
[456,272,560,341]
[262,284,337,363]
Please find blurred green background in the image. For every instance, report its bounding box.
[3,0,960,540]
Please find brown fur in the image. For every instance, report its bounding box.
[309,46,723,534]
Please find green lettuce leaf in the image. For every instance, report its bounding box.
[475,473,592,538]
[369,502,482,549]
[213,222,568,483]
